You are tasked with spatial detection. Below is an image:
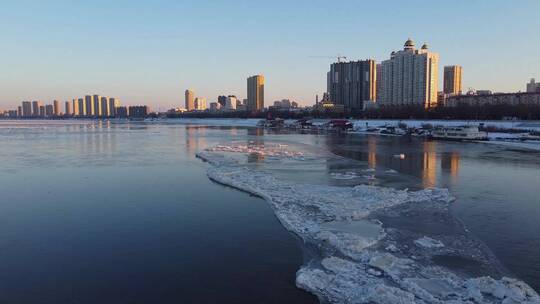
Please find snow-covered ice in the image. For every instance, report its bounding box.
[197,143,540,303]
[330,172,359,180]
[415,236,445,249]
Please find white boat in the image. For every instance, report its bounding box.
[431,125,488,141]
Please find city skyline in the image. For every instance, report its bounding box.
[1,1,540,109]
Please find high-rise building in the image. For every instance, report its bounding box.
[185,89,195,111]
[378,39,439,108]
[443,65,463,95]
[375,64,383,104]
[65,101,72,116]
[109,98,120,117]
[72,99,79,116]
[527,78,540,93]
[247,75,264,111]
[217,95,227,107]
[39,105,46,117]
[22,101,32,117]
[45,104,54,117]
[85,95,93,116]
[78,98,86,116]
[195,97,207,110]
[93,95,102,117]
[53,100,60,116]
[327,60,376,110]
[17,106,22,117]
[100,96,109,117]
[32,101,41,117]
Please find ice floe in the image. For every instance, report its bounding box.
[415,236,445,249]
[330,172,359,180]
[206,143,305,158]
[197,143,540,304]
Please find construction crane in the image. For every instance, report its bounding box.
[309,54,348,63]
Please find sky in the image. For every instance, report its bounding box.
[1,0,539,110]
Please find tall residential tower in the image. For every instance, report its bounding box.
[378,39,439,108]
[85,95,93,116]
[247,75,264,111]
[443,65,463,95]
[327,60,377,110]
[185,89,195,111]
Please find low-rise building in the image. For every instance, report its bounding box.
[446,91,540,107]
[225,96,237,110]
[128,106,149,118]
[209,102,221,111]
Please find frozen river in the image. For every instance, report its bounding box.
[0,119,539,303]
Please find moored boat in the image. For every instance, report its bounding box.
[431,125,488,141]
[323,119,354,131]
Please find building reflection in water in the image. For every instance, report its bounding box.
[441,152,460,184]
[422,141,438,188]
[323,135,462,188]
[247,127,265,163]
[367,136,377,169]
[185,126,208,156]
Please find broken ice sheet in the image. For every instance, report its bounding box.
[197,144,540,303]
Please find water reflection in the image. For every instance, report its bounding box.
[367,136,377,168]
[247,127,265,163]
[441,152,460,184]
[422,141,438,188]
[185,126,208,155]
[323,135,461,189]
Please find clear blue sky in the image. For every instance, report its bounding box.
[1,0,539,110]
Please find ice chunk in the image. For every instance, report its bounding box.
[330,172,358,180]
[394,153,406,159]
[414,236,445,249]
[369,253,413,278]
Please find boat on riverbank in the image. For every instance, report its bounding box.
[431,125,488,141]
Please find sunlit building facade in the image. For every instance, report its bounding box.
[185,89,195,111]
[53,100,60,116]
[443,65,463,95]
[247,75,264,111]
[195,97,207,110]
[378,39,439,108]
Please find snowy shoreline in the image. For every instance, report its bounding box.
[197,144,540,304]
[168,118,540,151]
